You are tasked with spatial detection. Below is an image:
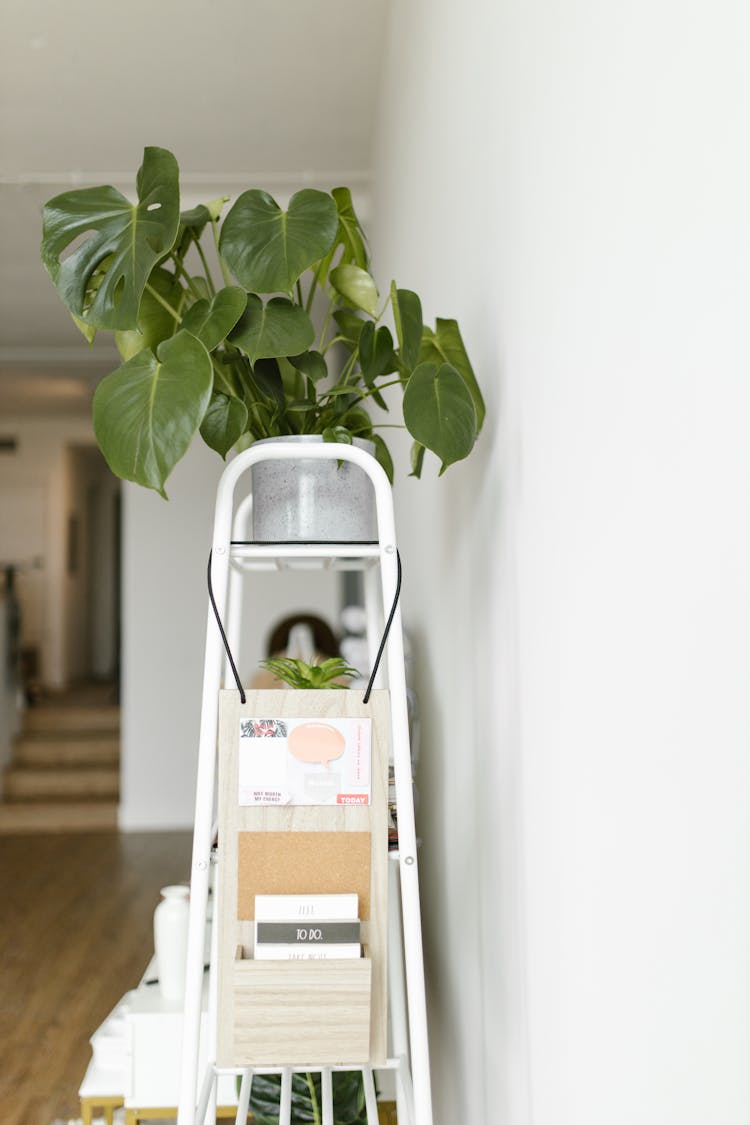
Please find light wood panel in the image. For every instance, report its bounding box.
[217,688,390,1069]
[0,830,191,1125]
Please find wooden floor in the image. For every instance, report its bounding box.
[0,830,192,1125]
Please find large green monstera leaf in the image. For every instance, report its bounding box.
[219,188,338,293]
[92,330,212,496]
[41,146,180,330]
[403,361,478,474]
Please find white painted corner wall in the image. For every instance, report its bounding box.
[372,1,750,1123]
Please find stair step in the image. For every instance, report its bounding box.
[0,800,119,833]
[23,705,120,735]
[3,767,120,801]
[13,735,120,768]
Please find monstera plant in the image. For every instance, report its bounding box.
[41,146,484,496]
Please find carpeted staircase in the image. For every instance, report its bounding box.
[0,684,120,833]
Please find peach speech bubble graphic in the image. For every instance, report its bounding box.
[288,722,346,768]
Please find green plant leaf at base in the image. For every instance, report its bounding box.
[41,146,180,331]
[322,425,353,445]
[219,188,338,293]
[402,361,477,472]
[180,286,247,350]
[419,318,485,431]
[248,1069,366,1124]
[230,295,315,365]
[92,330,213,496]
[200,392,248,457]
[330,264,379,317]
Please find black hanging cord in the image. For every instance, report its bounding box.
[207,549,246,703]
[207,546,402,707]
[363,549,402,704]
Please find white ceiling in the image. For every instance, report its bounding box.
[0,0,388,411]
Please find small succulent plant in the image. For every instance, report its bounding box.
[259,656,359,690]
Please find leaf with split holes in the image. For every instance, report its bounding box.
[41,146,180,331]
[92,330,212,496]
[402,361,478,474]
[230,295,315,365]
[219,188,338,293]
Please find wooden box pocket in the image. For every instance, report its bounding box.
[230,946,372,1066]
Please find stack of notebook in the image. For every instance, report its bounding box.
[254,893,362,960]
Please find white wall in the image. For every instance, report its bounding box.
[120,440,342,830]
[373,1,750,1123]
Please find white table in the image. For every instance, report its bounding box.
[79,960,237,1124]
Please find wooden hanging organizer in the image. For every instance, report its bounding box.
[216,688,390,1068]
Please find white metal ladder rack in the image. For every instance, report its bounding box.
[177,442,433,1125]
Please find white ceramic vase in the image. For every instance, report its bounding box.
[153,884,190,1002]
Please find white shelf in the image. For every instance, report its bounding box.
[228,542,382,573]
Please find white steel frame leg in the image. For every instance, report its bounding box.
[235,1069,253,1123]
[321,1068,334,1125]
[280,1068,293,1124]
[361,1067,379,1124]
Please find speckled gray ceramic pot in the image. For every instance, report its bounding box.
[251,436,378,542]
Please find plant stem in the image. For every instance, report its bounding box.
[365,376,408,394]
[318,303,335,353]
[211,218,233,287]
[169,256,207,302]
[321,376,408,411]
[194,238,217,297]
[145,284,182,324]
[211,358,235,396]
[339,347,360,385]
[305,271,320,314]
[304,1072,322,1125]
[321,334,346,355]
